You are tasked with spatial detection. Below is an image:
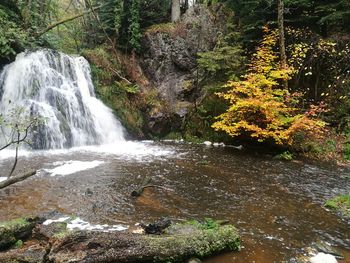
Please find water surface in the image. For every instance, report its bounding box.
[0,142,349,262]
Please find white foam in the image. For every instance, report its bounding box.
[67,218,128,232]
[43,217,70,225]
[0,177,7,182]
[310,253,337,263]
[203,141,212,146]
[45,160,104,176]
[43,217,128,232]
[0,141,176,162]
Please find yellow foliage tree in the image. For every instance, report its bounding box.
[212,27,326,145]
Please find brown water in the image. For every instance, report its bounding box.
[0,142,349,262]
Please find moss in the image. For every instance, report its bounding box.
[325,194,350,217]
[143,220,240,262]
[163,132,183,140]
[0,218,29,229]
[196,160,209,166]
[53,230,70,239]
[145,23,175,36]
[14,240,23,248]
[343,143,350,160]
[0,217,39,250]
[274,151,294,161]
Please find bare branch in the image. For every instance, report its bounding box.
[0,171,37,190]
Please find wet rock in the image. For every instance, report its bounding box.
[140,218,171,234]
[0,244,47,263]
[33,222,68,240]
[313,241,344,259]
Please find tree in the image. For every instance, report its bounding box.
[278,0,287,90]
[128,0,142,52]
[0,108,42,189]
[212,27,325,146]
[171,0,181,22]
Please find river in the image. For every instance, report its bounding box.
[0,141,349,262]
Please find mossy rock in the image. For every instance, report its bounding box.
[0,217,42,250]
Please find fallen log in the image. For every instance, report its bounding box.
[0,170,36,190]
[0,218,240,263]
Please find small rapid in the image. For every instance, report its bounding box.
[0,49,124,149]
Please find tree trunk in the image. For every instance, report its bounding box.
[278,0,286,68]
[0,219,240,263]
[171,0,181,23]
[278,0,288,89]
[36,7,99,37]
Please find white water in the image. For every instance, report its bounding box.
[43,217,128,232]
[44,160,104,176]
[0,49,125,149]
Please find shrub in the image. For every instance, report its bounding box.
[212,27,326,146]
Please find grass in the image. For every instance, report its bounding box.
[325,194,350,217]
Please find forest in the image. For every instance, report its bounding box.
[0,0,350,262]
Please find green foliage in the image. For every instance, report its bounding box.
[275,151,294,161]
[222,0,350,46]
[285,29,350,131]
[325,194,350,218]
[344,145,350,160]
[96,0,171,52]
[84,46,145,137]
[200,218,220,230]
[343,141,350,160]
[0,5,28,61]
[128,0,142,52]
[14,240,23,248]
[198,32,245,80]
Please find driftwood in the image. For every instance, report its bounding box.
[0,170,36,190]
[131,177,172,197]
[0,217,240,263]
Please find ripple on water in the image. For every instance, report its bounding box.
[0,142,349,263]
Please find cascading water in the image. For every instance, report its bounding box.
[0,49,125,149]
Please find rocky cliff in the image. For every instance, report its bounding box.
[139,4,230,136]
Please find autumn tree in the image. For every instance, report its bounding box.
[212,27,325,146]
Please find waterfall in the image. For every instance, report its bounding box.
[0,49,125,149]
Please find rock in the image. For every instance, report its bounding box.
[0,217,43,250]
[0,244,47,263]
[313,241,344,259]
[140,4,231,135]
[310,253,338,263]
